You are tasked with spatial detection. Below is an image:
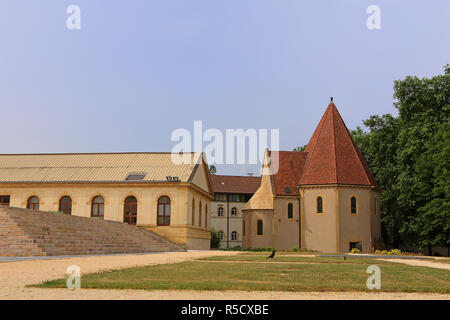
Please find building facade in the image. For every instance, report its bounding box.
[210,175,260,248]
[0,152,213,249]
[242,101,382,253]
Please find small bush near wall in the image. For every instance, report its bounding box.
[210,229,221,249]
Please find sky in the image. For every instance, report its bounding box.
[1,1,449,175]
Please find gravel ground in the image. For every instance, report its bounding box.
[0,251,448,300]
[377,258,450,270]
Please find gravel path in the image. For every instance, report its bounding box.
[0,251,448,300]
[377,258,450,270]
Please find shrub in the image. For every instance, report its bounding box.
[290,247,299,252]
[350,248,361,254]
[210,229,221,249]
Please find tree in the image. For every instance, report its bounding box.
[210,228,221,249]
[209,165,217,175]
[293,145,307,152]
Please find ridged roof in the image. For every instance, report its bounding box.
[211,175,260,194]
[298,102,378,187]
[0,152,202,183]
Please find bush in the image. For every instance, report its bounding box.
[290,247,299,252]
[210,229,221,249]
[375,249,404,255]
[350,248,361,254]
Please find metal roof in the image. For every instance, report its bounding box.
[0,152,203,183]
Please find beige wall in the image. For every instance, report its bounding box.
[301,187,338,253]
[242,209,274,248]
[273,197,300,250]
[0,183,211,250]
[210,200,244,248]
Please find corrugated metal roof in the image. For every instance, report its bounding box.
[0,152,202,183]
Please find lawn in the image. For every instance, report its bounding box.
[32,253,450,293]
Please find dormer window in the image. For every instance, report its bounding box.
[125,173,146,181]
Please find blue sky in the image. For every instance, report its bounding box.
[1,1,449,175]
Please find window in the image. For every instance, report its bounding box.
[218,231,224,240]
[91,196,104,218]
[317,196,323,213]
[214,193,227,201]
[287,203,293,219]
[125,173,146,181]
[198,201,202,227]
[59,196,72,215]
[243,220,245,236]
[124,196,137,225]
[157,196,171,226]
[231,231,238,241]
[257,220,263,235]
[218,207,224,216]
[27,196,40,210]
[229,194,240,202]
[192,199,195,225]
[205,204,208,228]
[350,197,357,214]
[231,207,237,216]
[0,195,10,206]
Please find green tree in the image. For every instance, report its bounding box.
[210,228,221,249]
[293,145,307,152]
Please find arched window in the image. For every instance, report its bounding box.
[205,204,208,228]
[27,196,40,211]
[59,196,72,215]
[198,201,202,227]
[91,196,104,218]
[231,231,238,241]
[157,196,171,226]
[350,196,357,214]
[192,199,195,225]
[287,203,293,219]
[218,207,224,216]
[124,196,137,225]
[231,207,237,216]
[317,196,323,214]
[257,219,263,235]
[218,231,224,240]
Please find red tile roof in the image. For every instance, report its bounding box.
[298,102,379,187]
[211,175,261,194]
[270,151,308,196]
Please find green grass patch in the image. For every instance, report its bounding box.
[31,255,450,293]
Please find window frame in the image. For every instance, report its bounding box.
[231,207,237,217]
[157,196,171,226]
[0,195,10,206]
[91,195,105,218]
[316,196,324,214]
[124,195,138,225]
[218,207,224,217]
[59,196,72,215]
[350,196,358,215]
[257,219,263,236]
[231,231,238,241]
[27,196,40,211]
[287,203,294,219]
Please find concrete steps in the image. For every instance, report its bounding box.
[0,207,186,256]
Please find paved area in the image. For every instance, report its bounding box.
[0,251,448,300]
[377,258,450,270]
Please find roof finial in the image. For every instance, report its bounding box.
[330,97,334,103]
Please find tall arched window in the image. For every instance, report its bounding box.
[287,203,293,219]
[231,207,237,216]
[59,196,72,215]
[231,231,238,241]
[243,220,246,236]
[124,196,137,225]
[27,196,39,211]
[350,196,357,214]
[157,196,171,226]
[317,196,323,214]
[192,199,195,225]
[218,207,224,216]
[257,219,263,235]
[198,201,202,227]
[91,196,104,218]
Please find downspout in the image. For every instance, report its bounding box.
[226,194,230,248]
[298,188,301,249]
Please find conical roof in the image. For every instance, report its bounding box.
[299,101,378,187]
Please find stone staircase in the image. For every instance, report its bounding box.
[0,206,186,256]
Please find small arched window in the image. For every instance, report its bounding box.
[91,196,104,218]
[59,196,72,215]
[287,203,293,219]
[231,207,237,216]
[27,196,40,211]
[231,231,238,241]
[350,197,357,214]
[243,220,246,236]
[124,196,138,225]
[157,196,171,226]
[198,201,202,227]
[257,219,263,235]
[218,207,224,216]
[317,196,323,214]
[192,199,195,225]
[218,231,224,240]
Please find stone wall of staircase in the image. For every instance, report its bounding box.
[0,206,186,256]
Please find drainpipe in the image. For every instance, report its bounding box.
[298,188,301,249]
[226,194,230,248]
